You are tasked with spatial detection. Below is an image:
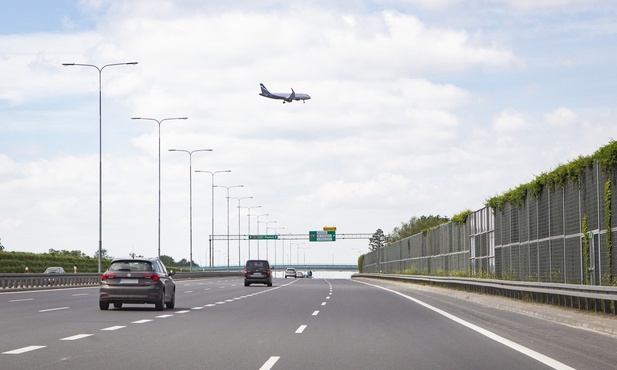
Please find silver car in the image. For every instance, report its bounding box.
[99,257,176,311]
[285,268,296,278]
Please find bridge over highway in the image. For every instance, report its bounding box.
[191,264,358,272]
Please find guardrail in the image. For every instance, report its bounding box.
[0,271,243,291]
[354,273,617,315]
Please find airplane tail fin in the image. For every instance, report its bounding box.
[259,83,269,95]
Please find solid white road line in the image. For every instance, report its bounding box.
[361,281,575,370]
[259,356,280,370]
[295,325,307,334]
[2,345,46,354]
[61,334,93,341]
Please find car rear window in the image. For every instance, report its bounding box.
[109,261,153,271]
[246,260,269,268]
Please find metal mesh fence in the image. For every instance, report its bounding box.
[362,160,616,285]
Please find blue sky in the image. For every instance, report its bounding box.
[1,0,617,265]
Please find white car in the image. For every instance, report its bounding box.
[285,268,296,278]
[296,271,304,278]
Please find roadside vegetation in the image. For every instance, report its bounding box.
[0,247,198,274]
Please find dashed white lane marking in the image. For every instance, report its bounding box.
[71,293,89,296]
[2,345,46,354]
[176,310,190,314]
[101,326,126,331]
[156,314,173,318]
[39,307,69,312]
[192,306,205,310]
[312,310,319,316]
[361,281,575,370]
[295,325,307,334]
[205,304,216,307]
[184,291,193,294]
[9,298,34,302]
[132,319,152,324]
[326,296,330,299]
[259,356,280,370]
[61,334,92,341]
[321,302,327,306]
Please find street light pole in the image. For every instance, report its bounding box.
[230,196,252,268]
[214,184,243,271]
[132,117,187,258]
[242,205,261,259]
[255,214,269,259]
[62,61,138,273]
[169,149,213,272]
[195,170,231,269]
[263,221,277,260]
[272,226,285,266]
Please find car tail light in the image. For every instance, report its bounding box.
[101,273,116,281]
[143,273,160,282]
[243,268,248,276]
[267,269,271,276]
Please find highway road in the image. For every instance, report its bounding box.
[1,276,616,369]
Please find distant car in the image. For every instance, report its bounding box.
[43,266,66,284]
[244,260,272,286]
[44,267,65,274]
[99,257,176,311]
[285,268,296,278]
[296,271,304,278]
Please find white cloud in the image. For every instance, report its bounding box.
[491,109,532,132]
[543,107,577,126]
[2,0,617,264]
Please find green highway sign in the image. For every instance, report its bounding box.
[248,235,279,240]
[309,230,336,242]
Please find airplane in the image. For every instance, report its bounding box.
[259,83,311,103]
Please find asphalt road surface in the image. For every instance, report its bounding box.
[1,276,616,369]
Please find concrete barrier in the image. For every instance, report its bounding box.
[0,271,243,291]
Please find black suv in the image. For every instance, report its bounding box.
[244,260,272,286]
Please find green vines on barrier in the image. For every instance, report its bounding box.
[605,179,612,282]
[451,209,473,225]
[486,140,617,212]
[582,214,590,285]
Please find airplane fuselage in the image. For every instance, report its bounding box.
[259,83,311,103]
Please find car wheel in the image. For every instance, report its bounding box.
[166,290,175,309]
[267,281,272,287]
[155,290,165,311]
[244,280,250,286]
[113,303,122,309]
[99,301,109,310]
